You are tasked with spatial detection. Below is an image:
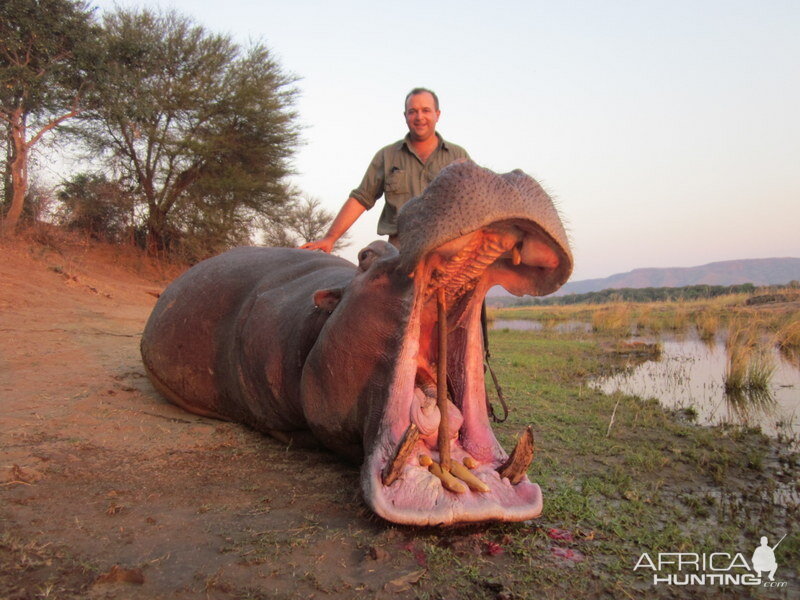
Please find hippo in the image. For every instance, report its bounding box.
[140,161,573,526]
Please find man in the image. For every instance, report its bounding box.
[302,88,503,421]
[301,88,469,251]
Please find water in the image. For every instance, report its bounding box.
[492,319,592,334]
[492,318,800,438]
[492,319,544,331]
[591,331,800,438]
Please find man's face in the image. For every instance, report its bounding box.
[404,92,440,142]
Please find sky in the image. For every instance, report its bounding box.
[86,0,800,281]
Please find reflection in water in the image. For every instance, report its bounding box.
[493,319,592,333]
[492,319,543,331]
[780,344,800,369]
[724,387,777,426]
[590,331,800,438]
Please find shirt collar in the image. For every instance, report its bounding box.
[402,131,446,151]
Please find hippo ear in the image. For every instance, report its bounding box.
[357,247,377,271]
[313,288,343,313]
[357,241,398,271]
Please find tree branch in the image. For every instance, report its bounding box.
[26,106,82,149]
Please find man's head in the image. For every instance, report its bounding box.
[404,88,441,142]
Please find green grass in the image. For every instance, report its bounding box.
[426,328,800,598]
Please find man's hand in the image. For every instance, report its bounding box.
[298,197,366,254]
[300,237,335,253]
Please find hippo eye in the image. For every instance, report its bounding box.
[359,250,370,262]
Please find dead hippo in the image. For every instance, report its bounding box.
[140,161,573,526]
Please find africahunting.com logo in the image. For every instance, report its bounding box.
[634,534,788,588]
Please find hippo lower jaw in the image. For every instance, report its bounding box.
[361,221,556,526]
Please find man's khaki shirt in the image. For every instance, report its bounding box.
[350,133,470,235]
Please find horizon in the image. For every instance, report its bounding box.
[488,256,800,298]
[572,255,800,281]
[73,1,800,281]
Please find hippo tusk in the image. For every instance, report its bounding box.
[381,423,420,486]
[420,455,467,494]
[420,453,488,492]
[449,461,490,493]
[436,288,451,472]
[463,455,479,469]
[497,426,535,484]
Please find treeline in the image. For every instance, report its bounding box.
[513,284,759,306]
[1,0,339,260]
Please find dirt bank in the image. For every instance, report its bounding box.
[0,236,435,599]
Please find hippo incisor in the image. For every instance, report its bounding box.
[141,161,573,526]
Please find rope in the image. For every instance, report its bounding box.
[481,302,509,423]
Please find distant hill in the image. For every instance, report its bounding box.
[488,257,800,301]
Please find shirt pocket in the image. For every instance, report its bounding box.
[384,168,412,208]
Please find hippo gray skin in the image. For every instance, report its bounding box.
[141,161,573,526]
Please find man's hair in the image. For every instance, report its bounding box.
[405,87,439,111]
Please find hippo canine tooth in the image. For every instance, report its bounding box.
[381,423,420,486]
[497,426,535,485]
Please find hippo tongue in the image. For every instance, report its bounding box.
[408,383,463,446]
[409,386,439,437]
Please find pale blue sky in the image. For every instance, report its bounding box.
[88,0,799,281]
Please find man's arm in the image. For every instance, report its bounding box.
[300,196,366,252]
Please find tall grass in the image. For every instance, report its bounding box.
[492,292,799,363]
[746,352,777,391]
[695,312,720,343]
[591,304,632,335]
[775,319,800,366]
[724,318,775,393]
[776,319,800,353]
[663,304,689,332]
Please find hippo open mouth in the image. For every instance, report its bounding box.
[141,161,572,527]
[364,196,571,525]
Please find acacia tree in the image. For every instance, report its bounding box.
[80,9,300,255]
[261,193,350,252]
[0,0,98,234]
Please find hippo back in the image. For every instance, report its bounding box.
[141,247,355,431]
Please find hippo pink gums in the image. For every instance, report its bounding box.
[141,161,573,526]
